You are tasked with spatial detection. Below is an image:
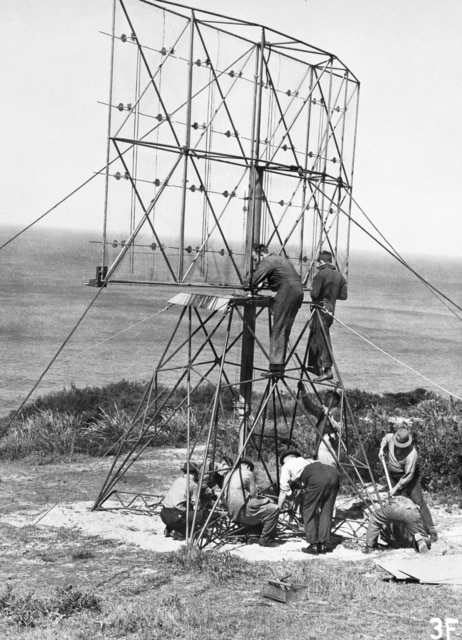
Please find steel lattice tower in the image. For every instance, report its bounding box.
[93,0,379,545]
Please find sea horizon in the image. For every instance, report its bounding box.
[1,224,461,416]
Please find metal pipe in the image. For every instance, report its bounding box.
[381,455,392,494]
[179,9,195,280]
[101,0,117,274]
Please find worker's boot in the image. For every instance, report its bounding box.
[429,527,438,543]
[314,368,333,383]
[171,531,186,541]
[414,533,430,553]
[262,364,284,379]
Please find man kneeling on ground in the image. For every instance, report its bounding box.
[363,495,431,554]
[226,458,280,547]
[160,462,206,541]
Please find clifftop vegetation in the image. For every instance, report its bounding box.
[1,381,461,494]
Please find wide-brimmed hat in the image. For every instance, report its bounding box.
[279,449,301,465]
[393,427,413,448]
[236,457,255,472]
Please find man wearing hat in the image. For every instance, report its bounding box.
[247,244,304,378]
[160,462,205,541]
[226,458,280,547]
[379,427,437,542]
[308,249,347,383]
[278,449,340,554]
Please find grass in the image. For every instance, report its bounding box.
[0,518,460,640]
[1,383,462,637]
[0,585,101,628]
[0,447,460,639]
[2,382,462,494]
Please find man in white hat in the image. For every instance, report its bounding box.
[379,427,437,542]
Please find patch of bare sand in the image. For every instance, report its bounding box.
[3,499,461,564]
[2,448,461,563]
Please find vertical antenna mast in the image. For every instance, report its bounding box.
[100,0,117,286]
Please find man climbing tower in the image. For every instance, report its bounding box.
[248,244,303,378]
[308,249,348,382]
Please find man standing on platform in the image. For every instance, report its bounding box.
[249,244,303,378]
[308,249,348,382]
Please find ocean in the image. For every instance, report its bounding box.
[1,225,461,416]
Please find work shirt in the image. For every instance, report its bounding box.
[162,475,199,511]
[381,433,418,492]
[226,466,257,520]
[279,456,314,496]
[317,436,337,467]
[366,495,426,548]
[385,495,421,516]
[252,254,302,293]
[310,263,347,314]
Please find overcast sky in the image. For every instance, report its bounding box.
[2,0,462,257]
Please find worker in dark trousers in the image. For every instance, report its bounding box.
[160,462,205,540]
[363,495,431,554]
[249,244,303,378]
[278,450,339,554]
[379,427,438,542]
[226,458,280,547]
[308,249,347,382]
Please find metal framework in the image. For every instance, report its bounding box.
[96,0,359,289]
[93,0,376,547]
[94,296,381,545]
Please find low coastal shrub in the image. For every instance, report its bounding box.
[0,409,81,460]
[1,382,461,494]
[0,382,235,459]
[347,394,462,491]
[6,380,235,427]
[10,380,149,425]
[414,396,462,490]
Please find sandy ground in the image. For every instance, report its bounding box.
[2,447,462,564]
[3,489,462,565]
[0,498,371,563]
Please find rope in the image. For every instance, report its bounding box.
[7,287,105,423]
[2,305,172,395]
[0,172,103,252]
[350,194,462,322]
[331,312,462,401]
[102,0,117,270]
[0,21,191,255]
[32,428,134,527]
